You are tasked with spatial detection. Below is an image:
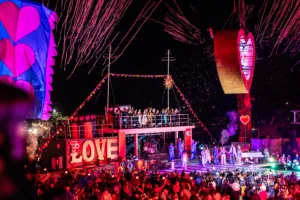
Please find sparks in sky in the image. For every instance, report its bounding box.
[255,0,300,58]
[163,0,204,45]
[54,0,162,78]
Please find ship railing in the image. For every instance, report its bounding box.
[111,114,190,129]
[65,123,115,139]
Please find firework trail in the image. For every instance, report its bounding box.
[57,0,132,77]
[163,0,204,45]
[100,0,162,71]
[255,0,300,58]
[54,0,162,77]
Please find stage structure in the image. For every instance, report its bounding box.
[214,29,255,142]
[0,0,57,120]
[37,72,214,169]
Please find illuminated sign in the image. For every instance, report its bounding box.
[66,138,118,168]
[240,115,250,125]
[56,116,69,121]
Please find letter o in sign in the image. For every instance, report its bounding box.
[82,140,95,162]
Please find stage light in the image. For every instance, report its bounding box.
[271,163,276,168]
[297,165,300,170]
[44,168,47,171]
[269,157,275,162]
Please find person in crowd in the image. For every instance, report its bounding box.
[213,145,219,164]
[0,83,33,200]
[142,110,148,127]
[162,108,167,126]
[155,110,161,126]
[138,109,142,127]
[132,109,138,127]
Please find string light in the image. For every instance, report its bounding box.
[69,74,108,119]
[69,73,213,142]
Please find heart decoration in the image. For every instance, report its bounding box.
[0,39,35,77]
[240,115,250,125]
[237,29,255,92]
[0,2,40,42]
[0,2,40,77]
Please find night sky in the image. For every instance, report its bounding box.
[39,0,300,133]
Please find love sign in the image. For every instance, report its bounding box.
[240,115,250,125]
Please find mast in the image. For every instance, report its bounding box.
[162,49,175,109]
[106,45,111,120]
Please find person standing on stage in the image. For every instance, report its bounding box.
[205,146,211,164]
[201,148,207,166]
[236,145,242,164]
[229,144,236,165]
[219,147,227,165]
[177,138,184,158]
[182,149,188,170]
[213,146,219,164]
[191,140,198,159]
[264,148,269,163]
[169,143,175,161]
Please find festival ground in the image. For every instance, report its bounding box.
[161,158,300,178]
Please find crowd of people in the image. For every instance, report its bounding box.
[107,107,185,128]
[25,165,300,200]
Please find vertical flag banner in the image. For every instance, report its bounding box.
[0,0,57,120]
